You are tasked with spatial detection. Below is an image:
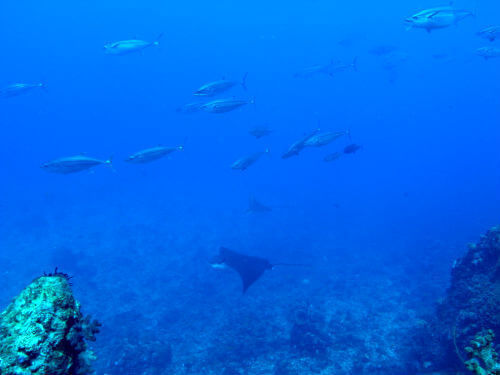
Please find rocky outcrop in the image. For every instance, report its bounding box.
[429,226,500,369]
[0,271,100,375]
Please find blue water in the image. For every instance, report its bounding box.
[1,0,499,374]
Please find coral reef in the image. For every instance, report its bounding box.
[426,226,500,370]
[464,330,500,375]
[0,272,100,375]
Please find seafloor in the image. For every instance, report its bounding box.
[0,196,497,375]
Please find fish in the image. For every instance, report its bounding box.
[369,45,399,56]
[304,130,350,148]
[104,34,163,55]
[323,152,343,162]
[281,128,321,159]
[41,155,112,174]
[249,126,273,139]
[200,98,255,113]
[125,145,183,164]
[246,195,272,214]
[294,58,357,78]
[194,73,248,97]
[0,83,45,98]
[476,47,500,60]
[405,7,473,32]
[176,102,203,114]
[231,149,269,171]
[210,247,306,293]
[344,144,362,154]
[477,26,500,42]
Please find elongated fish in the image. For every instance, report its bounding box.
[125,145,183,164]
[405,7,473,32]
[282,128,320,159]
[477,26,500,42]
[0,83,45,98]
[231,149,269,171]
[41,155,112,174]
[294,58,357,78]
[194,73,248,97]
[104,34,163,55]
[304,130,350,147]
[476,47,500,59]
[200,98,255,114]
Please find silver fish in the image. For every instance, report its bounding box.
[304,130,350,147]
[477,26,500,42]
[231,149,269,171]
[41,155,112,174]
[0,83,45,98]
[125,145,183,164]
[194,73,247,97]
[405,7,473,32]
[282,128,321,159]
[104,34,162,55]
[476,47,500,59]
[200,98,255,113]
[295,58,357,78]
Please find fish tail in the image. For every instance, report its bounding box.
[347,129,352,141]
[241,72,248,90]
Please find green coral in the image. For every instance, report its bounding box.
[465,330,500,375]
[0,274,99,375]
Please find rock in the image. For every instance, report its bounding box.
[0,270,100,375]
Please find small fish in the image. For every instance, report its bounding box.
[477,26,500,42]
[194,73,248,97]
[246,195,272,214]
[304,130,350,148]
[41,155,112,174]
[200,98,255,114]
[369,45,399,56]
[104,34,163,55]
[176,102,203,114]
[405,7,473,32]
[282,128,320,159]
[231,149,269,171]
[125,145,183,164]
[249,126,273,139]
[0,83,45,98]
[323,152,343,162]
[476,47,500,60]
[344,144,362,154]
[295,58,357,78]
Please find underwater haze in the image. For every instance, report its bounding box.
[1,0,500,374]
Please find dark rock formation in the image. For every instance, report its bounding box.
[0,272,100,375]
